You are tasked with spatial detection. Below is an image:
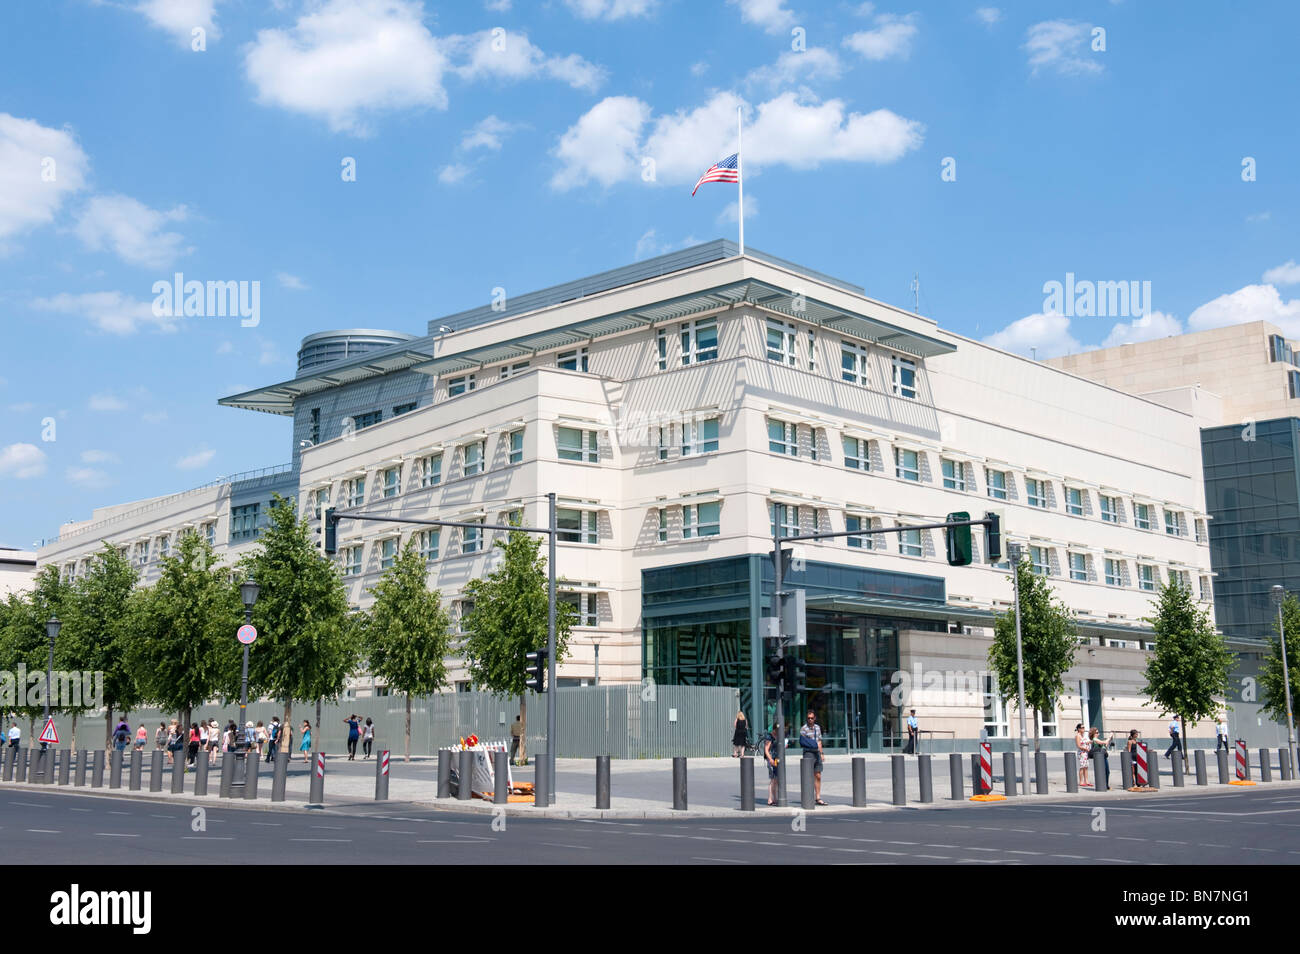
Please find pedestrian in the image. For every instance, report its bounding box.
[1216,714,1231,752]
[243,721,257,751]
[362,717,375,759]
[154,722,167,751]
[1164,717,1182,760]
[509,715,522,764]
[134,724,148,751]
[255,721,267,758]
[300,721,312,763]
[344,714,360,760]
[208,720,221,765]
[8,721,20,750]
[265,717,281,763]
[732,710,748,757]
[904,708,919,755]
[1075,723,1090,787]
[166,723,183,764]
[1089,727,1111,788]
[799,709,827,805]
[187,723,201,765]
[224,720,237,753]
[113,720,130,752]
[762,722,780,806]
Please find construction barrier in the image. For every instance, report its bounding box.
[1232,739,1255,786]
[969,742,1005,802]
[375,749,390,801]
[308,751,325,805]
[1135,742,1149,787]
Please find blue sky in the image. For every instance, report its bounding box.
[1,0,1298,548]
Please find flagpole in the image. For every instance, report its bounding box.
[737,105,744,257]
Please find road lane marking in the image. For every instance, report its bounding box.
[291,838,351,842]
[26,829,59,833]
[182,836,233,840]
[94,833,139,837]
[540,843,591,850]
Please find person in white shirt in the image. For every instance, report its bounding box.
[1216,715,1231,752]
[7,723,19,748]
[1164,718,1182,760]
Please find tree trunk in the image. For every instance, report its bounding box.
[315,697,322,731]
[1033,709,1041,752]
[282,699,292,756]
[106,706,113,751]
[28,716,34,750]
[405,693,412,762]
[71,711,77,750]
[1181,714,1189,771]
[518,694,527,764]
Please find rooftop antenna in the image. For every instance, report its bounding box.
[910,273,919,314]
[1031,346,1038,361]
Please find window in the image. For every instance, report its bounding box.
[766,319,797,366]
[499,361,530,380]
[461,519,484,554]
[381,467,400,498]
[558,347,590,372]
[767,419,797,456]
[681,417,719,456]
[342,544,362,576]
[1195,518,1207,544]
[898,527,923,557]
[557,427,598,463]
[505,508,524,527]
[846,514,874,549]
[231,504,260,543]
[680,319,718,365]
[158,535,170,559]
[204,523,215,547]
[417,529,440,561]
[1100,495,1119,523]
[894,447,920,482]
[983,675,1009,738]
[843,436,870,471]
[134,540,149,565]
[462,440,485,477]
[1134,502,1151,530]
[806,329,817,371]
[417,453,442,488]
[1199,575,1212,602]
[1271,333,1296,364]
[656,328,668,371]
[1025,478,1047,508]
[1029,545,1052,576]
[346,477,365,508]
[1104,558,1122,587]
[840,341,870,386]
[809,428,822,462]
[1137,563,1157,591]
[891,356,917,399]
[769,503,800,538]
[393,401,417,416]
[657,509,668,542]
[379,537,398,570]
[1169,568,1191,589]
[1066,487,1084,516]
[560,592,598,628]
[986,468,1008,500]
[508,429,524,465]
[941,458,966,491]
[657,423,670,461]
[557,508,598,544]
[351,410,381,430]
[313,486,330,519]
[309,407,320,444]
[682,501,721,538]
[1068,551,1088,582]
[1164,510,1183,536]
[1289,370,1300,400]
[447,374,475,397]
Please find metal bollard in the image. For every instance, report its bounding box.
[1280,747,1293,781]
[109,749,123,788]
[437,748,452,798]
[75,750,88,787]
[672,756,687,810]
[29,748,45,784]
[1260,749,1272,783]
[970,754,982,795]
[740,756,755,811]
[1119,750,1132,789]
[172,752,186,793]
[150,751,164,792]
[308,751,325,805]
[891,754,906,806]
[1034,751,1048,794]
[457,748,473,801]
[918,754,933,803]
[269,752,286,802]
[16,749,29,782]
[1,746,12,781]
[1172,753,1185,787]
[1003,752,1017,797]
[1216,748,1229,784]
[58,750,70,786]
[1092,750,1108,792]
[1148,754,1160,789]
[1195,749,1208,785]
[243,751,260,800]
[1064,751,1078,793]
[800,754,815,810]
[377,750,392,801]
[854,756,868,806]
[128,749,142,790]
[92,750,104,788]
[195,753,211,797]
[594,754,609,810]
[219,753,235,798]
[533,753,549,808]
[948,753,963,800]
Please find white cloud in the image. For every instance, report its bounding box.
[1188,284,1300,336]
[634,228,671,260]
[66,466,111,489]
[0,113,89,241]
[461,115,522,151]
[216,340,234,355]
[438,163,472,185]
[690,61,709,77]
[552,91,923,190]
[176,448,216,470]
[88,393,128,412]
[244,0,448,135]
[1099,310,1183,348]
[562,0,657,19]
[8,402,34,413]
[33,290,174,335]
[1025,20,1103,76]
[974,7,1001,26]
[447,30,605,92]
[1246,211,1271,223]
[277,271,308,290]
[745,48,844,90]
[983,312,1081,359]
[728,0,796,34]
[1263,260,1300,285]
[0,443,47,479]
[136,0,221,46]
[718,193,758,224]
[80,449,119,464]
[142,410,169,424]
[844,13,919,61]
[484,0,511,10]
[73,195,190,269]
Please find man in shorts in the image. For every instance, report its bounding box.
[799,710,826,805]
[762,722,781,806]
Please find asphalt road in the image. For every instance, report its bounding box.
[3,784,1299,864]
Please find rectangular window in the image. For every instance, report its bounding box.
[767,419,797,456]
[342,544,362,576]
[499,361,530,380]
[230,503,260,542]
[1104,558,1122,587]
[1068,551,1088,582]
[983,675,1009,738]
[682,501,721,538]
[806,329,817,372]
[461,520,484,554]
[557,427,599,463]
[1134,502,1151,530]
[1289,370,1300,400]
[1199,575,1212,602]
[1029,545,1052,576]
[462,441,485,477]
[505,508,524,528]
[843,436,870,471]
[656,328,667,371]
[381,467,400,498]
[680,319,718,365]
[379,537,398,570]
[846,515,873,550]
[134,540,149,565]
[417,453,442,488]
[892,356,917,399]
[158,535,170,559]
[1164,510,1182,536]
[309,408,320,444]
[313,487,330,519]
[941,458,966,491]
[1137,563,1157,591]
[353,410,382,430]
[657,423,670,461]
[560,592,598,628]
[346,477,365,507]
[986,468,1007,500]
[769,503,800,539]
[418,529,440,561]
[447,374,476,397]
[1066,487,1084,516]
[657,509,668,542]
[840,341,870,386]
[1024,478,1045,508]
[898,527,923,557]
[766,319,797,366]
[681,417,719,456]
[392,401,417,416]
[894,447,920,482]
[508,429,524,465]
[204,523,215,547]
[1100,495,1119,523]
[1195,519,1207,544]
[557,347,590,372]
[557,508,598,544]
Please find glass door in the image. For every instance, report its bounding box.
[845,670,882,752]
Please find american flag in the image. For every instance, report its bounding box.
[691,153,740,195]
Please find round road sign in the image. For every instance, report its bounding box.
[237,624,257,645]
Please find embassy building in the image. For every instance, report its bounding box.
[39,242,1216,751]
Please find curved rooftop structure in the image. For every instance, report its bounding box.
[297,329,417,373]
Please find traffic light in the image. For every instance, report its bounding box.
[323,507,340,556]
[525,649,547,694]
[945,511,972,566]
[983,511,1002,564]
[784,656,808,694]
[766,654,785,687]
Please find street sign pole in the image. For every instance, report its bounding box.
[546,492,558,805]
[1008,542,1031,796]
[772,529,787,807]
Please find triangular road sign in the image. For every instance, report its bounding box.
[38,716,59,745]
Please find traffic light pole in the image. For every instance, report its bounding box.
[772,528,788,808]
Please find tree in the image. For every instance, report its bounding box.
[0,567,72,746]
[1142,578,1234,768]
[460,530,575,761]
[1259,591,1300,729]
[238,495,358,735]
[128,532,243,726]
[988,557,1078,750]
[363,540,453,760]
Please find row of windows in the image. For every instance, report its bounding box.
[61,522,218,579]
[307,402,420,446]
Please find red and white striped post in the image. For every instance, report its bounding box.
[979,741,993,795]
[1135,742,1149,787]
[308,750,325,805]
[1235,740,1247,781]
[375,749,390,800]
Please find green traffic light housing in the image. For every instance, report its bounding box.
[525,649,548,694]
[323,508,339,556]
[945,511,972,566]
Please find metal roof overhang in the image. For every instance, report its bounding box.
[217,347,436,415]
[806,594,1155,638]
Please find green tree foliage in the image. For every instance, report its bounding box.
[1142,578,1234,764]
[989,557,1078,749]
[1260,592,1300,726]
[363,539,452,760]
[0,567,72,740]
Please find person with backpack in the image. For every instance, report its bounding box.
[762,722,781,806]
[113,719,130,752]
[799,709,827,805]
[265,717,281,763]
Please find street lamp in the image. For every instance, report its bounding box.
[1006,543,1031,796]
[44,616,60,747]
[1270,585,1296,770]
[239,579,260,739]
[591,633,604,687]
